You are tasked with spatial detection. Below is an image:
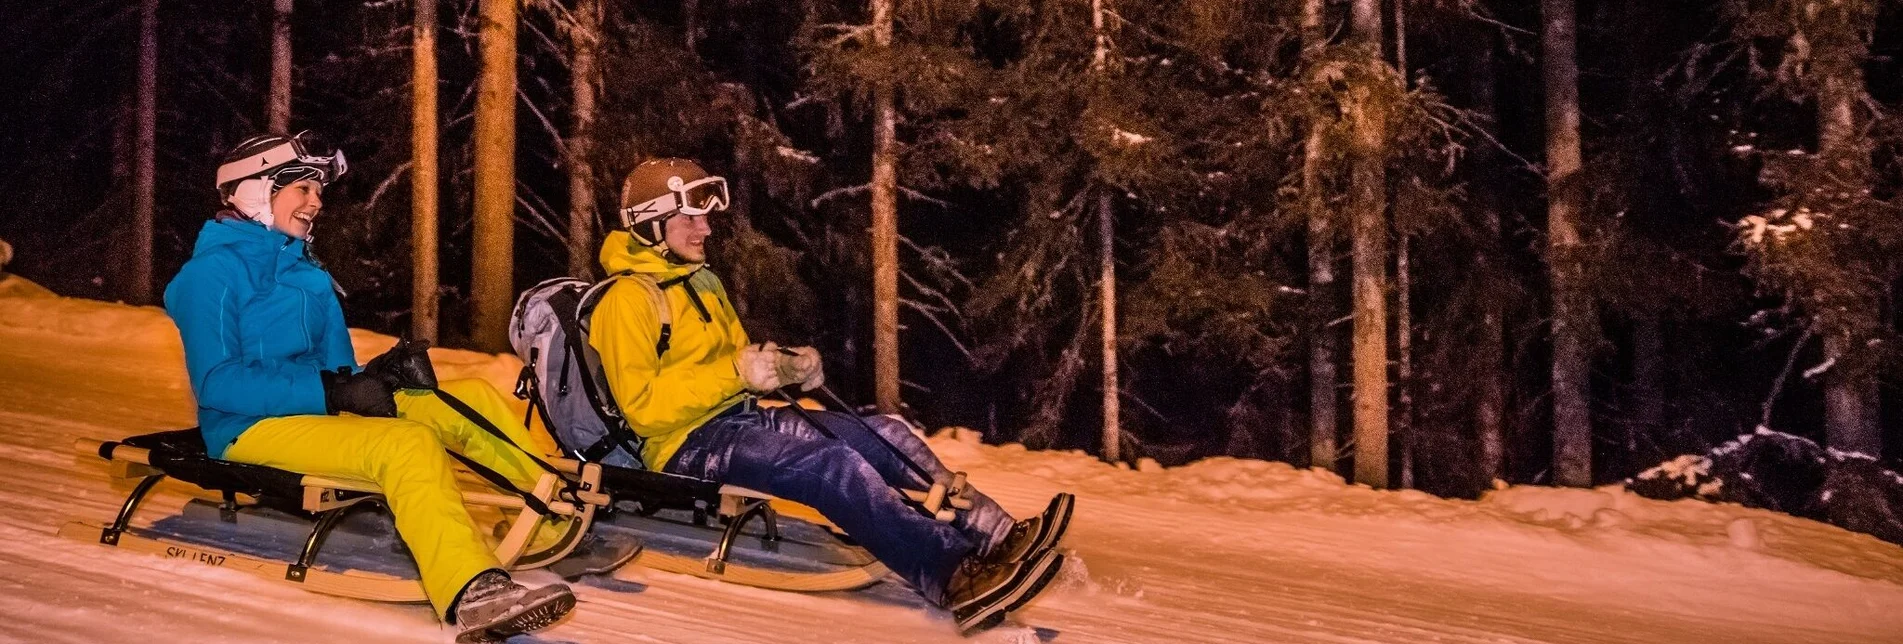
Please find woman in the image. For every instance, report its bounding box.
[162,132,588,642]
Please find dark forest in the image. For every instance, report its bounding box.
[3,0,1901,499]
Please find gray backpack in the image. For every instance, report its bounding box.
[508,272,670,469]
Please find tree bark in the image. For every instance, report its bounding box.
[1348,0,1389,489]
[411,0,440,342]
[1468,21,1507,486]
[1301,0,1339,474]
[567,0,601,279]
[131,0,157,305]
[269,0,292,132]
[472,0,517,353]
[1396,233,1413,489]
[1393,0,1412,490]
[1544,0,1593,486]
[870,0,901,414]
[1094,0,1120,464]
[1098,192,1120,464]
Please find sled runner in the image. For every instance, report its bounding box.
[58,428,608,603]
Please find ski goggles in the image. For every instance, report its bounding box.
[619,175,730,225]
[215,131,348,190]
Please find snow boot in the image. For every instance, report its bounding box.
[451,570,576,643]
[546,531,644,580]
[946,547,1065,634]
[986,492,1075,564]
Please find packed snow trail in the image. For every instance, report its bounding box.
[3,277,1903,643]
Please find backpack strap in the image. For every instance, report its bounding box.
[581,271,676,357]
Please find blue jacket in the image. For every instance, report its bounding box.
[164,217,357,458]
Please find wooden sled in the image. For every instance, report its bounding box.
[60,429,608,604]
[576,461,892,592]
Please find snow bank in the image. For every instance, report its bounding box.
[0,274,525,395]
[1628,427,1903,551]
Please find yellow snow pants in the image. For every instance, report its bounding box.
[225,378,565,618]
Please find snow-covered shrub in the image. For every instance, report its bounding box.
[1627,428,1903,545]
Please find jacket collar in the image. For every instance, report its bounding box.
[194,215,308,260]
[598,230,701,282]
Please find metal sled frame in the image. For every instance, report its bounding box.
[60,434,608,604]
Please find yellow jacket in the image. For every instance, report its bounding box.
[589,231,750,469]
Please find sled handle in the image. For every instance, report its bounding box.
[76,438,135,463]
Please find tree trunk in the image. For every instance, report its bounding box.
[1094,0,1120,464]
[1099,192,1120,463]
[269,0,291,132]
[472,0,517,353]
[131,0,157,305]
[1544,0,1593,487]
[1468,21,1507,486]
[411,0,440,342]
[1348,0,1389,489]
[1393,0,1412,490]
[567,0,601,279]
[1396,234,1413,489]
[1812,0,1880,456]
[1301,0,1338,474]
[870,0,901,414]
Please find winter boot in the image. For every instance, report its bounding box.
[546,531,644,580]
[986,493,1075,564]
[451,570,576,643]
[946,547,1065,634]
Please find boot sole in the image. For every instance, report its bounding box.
[954,550,1065,635]
[1028,494,1074,559]
[455,591,578,644]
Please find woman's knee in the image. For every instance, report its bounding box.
[375,421,452,464]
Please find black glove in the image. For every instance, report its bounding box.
[322,367,398,417]
[363,337,438,391]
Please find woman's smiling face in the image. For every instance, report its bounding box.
[270,178,324,238]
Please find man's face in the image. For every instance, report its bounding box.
[664,212,712,263]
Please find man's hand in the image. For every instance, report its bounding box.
[775,346,825,392]
[736,342,826,393]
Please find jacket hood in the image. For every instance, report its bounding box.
[599,230,700,281]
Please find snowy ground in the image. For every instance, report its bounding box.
[3,275,1903,643]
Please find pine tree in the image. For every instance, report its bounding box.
[1544,0,1593,487]
[1347,0,1392,489]
[130,0,157,305]
[411,0,440,342]
[566,0,602,279]
[472,0,517,353]
[870,0,901,414]
[1302,0,1340,474]
[269,0,291,132]
[1730,0,1892,457]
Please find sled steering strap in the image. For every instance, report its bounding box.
[432,387,574,515]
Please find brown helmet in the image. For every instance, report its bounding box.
[617,158,730,246]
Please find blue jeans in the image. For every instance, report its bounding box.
[663,406,996,605]
[754,408,1015,553]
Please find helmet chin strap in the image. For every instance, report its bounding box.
[625,221,699,266]
[229,179,276,229]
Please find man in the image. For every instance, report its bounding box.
[589,158,1072,633]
